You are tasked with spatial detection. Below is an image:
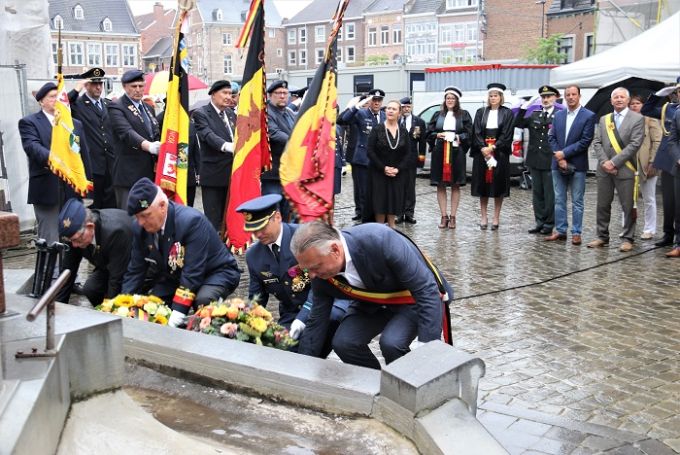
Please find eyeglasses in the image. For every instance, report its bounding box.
[69,227,87,245]
[272,91,289,97]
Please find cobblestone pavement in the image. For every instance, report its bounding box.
[4,173,679,454]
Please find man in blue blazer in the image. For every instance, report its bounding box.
[547,85,596,246]
[291,221,453,370]
[122,178,241,327]
[338,89,386,222]
[237,195,348,354]
[18,82,92,243]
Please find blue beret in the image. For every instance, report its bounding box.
[58,198,86,239]
[209,80,231,95]
[127,177,159,215]
[267,80,288,94]
[121,69,145,84]
[231,81,240,94]
[399,97,411,105]
[35,82,57,102]
[236,194,282,231]
[368,88,385,98]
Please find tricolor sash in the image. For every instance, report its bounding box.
[604,113,638,217]
[326,231,453,345]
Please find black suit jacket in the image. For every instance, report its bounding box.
[18,111,92,206]
[264,101,296,181]
[192,103,235,187]
[68,90,115,176]
[108,95,160,187]
[402,114,427,167]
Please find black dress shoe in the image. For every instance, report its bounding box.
[655,236,674,247]
[528,226,542,234]
[351,214,362,221]
[395,216,405,224]
[540,227,553,235]
[404,215,417,224]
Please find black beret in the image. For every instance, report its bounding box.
[267,80,288,94]
[121,69,145,84]
[444,86,462,99]
[538,85,560,97]
[209,80,232,95]
[127,177,159,216]
[399,97,411,105]
[368,88,385,99]
[58,198,86,239]
[82,67,106,82]
[236,194,282,232]
[35,82,57,102]
[487,82,507,92]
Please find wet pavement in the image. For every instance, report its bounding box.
[4,173,679,454]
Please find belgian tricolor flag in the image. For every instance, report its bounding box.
[155,8,190,204]
[225,0,270,253]
[279,0,349,222]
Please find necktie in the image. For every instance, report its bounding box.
[615,113,622,128]
[542,110,548,120]
[271,244,280,262]
[375,113,380,123]
[95,100,102,111]
[138,103,153,136]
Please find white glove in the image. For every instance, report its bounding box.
[357,97,370,109]
[410,338,425,350]
[346,95,362,109]
[221,142,234,153]
[486,156,498,168]
[520,94,540,110]
[289,319,306,340]
[444,132,456,143]
[168,310,188,328]
[148,141,161,155]
[655,86,676,97]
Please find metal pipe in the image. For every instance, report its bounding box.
[26,269,71,322]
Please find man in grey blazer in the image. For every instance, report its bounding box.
[589,87,644,252]
[291,221,453,370]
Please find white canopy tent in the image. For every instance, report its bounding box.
[550,12,680,88]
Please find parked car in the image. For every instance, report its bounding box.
[416,96,528,180]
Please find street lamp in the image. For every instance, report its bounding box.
[536,0,546,39]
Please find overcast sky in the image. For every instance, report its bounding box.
[127,0,312,18]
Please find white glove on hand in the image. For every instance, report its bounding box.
[221,142,234,153]
[655,86,676,97]
[357,97,370,109]
[410,338,425,350]
[487,156,498,168]
[289,319,306,340]
[168,310,188,328]
[149,141,161,155]
[444,132,456,143]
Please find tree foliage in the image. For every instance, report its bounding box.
[525,33,565,64]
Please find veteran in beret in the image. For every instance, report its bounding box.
[264,79,297,221]
[108,69,161,210]
[192,80,236,232]
[121,178,241,327]
[56,198,134,305]
[18,82,92,243]
[237,195,349,351]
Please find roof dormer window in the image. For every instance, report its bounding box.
[74,4,84,20]
[213,9,223,21]
[102,17,112,32]
[53,15,64,30]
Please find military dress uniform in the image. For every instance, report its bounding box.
[514,85,563,234]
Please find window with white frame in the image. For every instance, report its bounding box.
[585,33,594,57]
[87,42,102,66]
[346,46,355,62]
[223,55,232,74]
[74,4,84,20]
[268,28,275,38]
[52,43,58,64]
[393,26,402,44]
[440,25,453,44]
[299,49,307,65]
[315,48,324,64]
[337,47,343,62]
[558,36,574,63]
[368,27,377,46]
[446,0,478,8]
[381,26,389,45]
[122,44,137,67]
[315,25,325,43]
[102,18,112,32]
[287,29,296,45]
[298,27,306,44]
[215,9,223,21]
[53,15,64,30]
[288,50,296,65]
[105,43,118,66]
[68,42,83,65]
[465,47,477,61]
[222,33,232,45]
[345,22,355,39]
[338,26,343,41]
[466,24,477,42]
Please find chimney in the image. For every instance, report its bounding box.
[153,2,164,20]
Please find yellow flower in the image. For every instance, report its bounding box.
[211,304,228,317]
[131,295,144,307]
[154,314,168,325]
[156,305,171,318]
[100,299,114,313]
[239,322,261,338]
[115,306,130,317]
[250,304,272,321]
[148,295,164,305]
[248,316,267,334]
[115,294,134,307]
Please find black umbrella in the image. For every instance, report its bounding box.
[585,77,665,118]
